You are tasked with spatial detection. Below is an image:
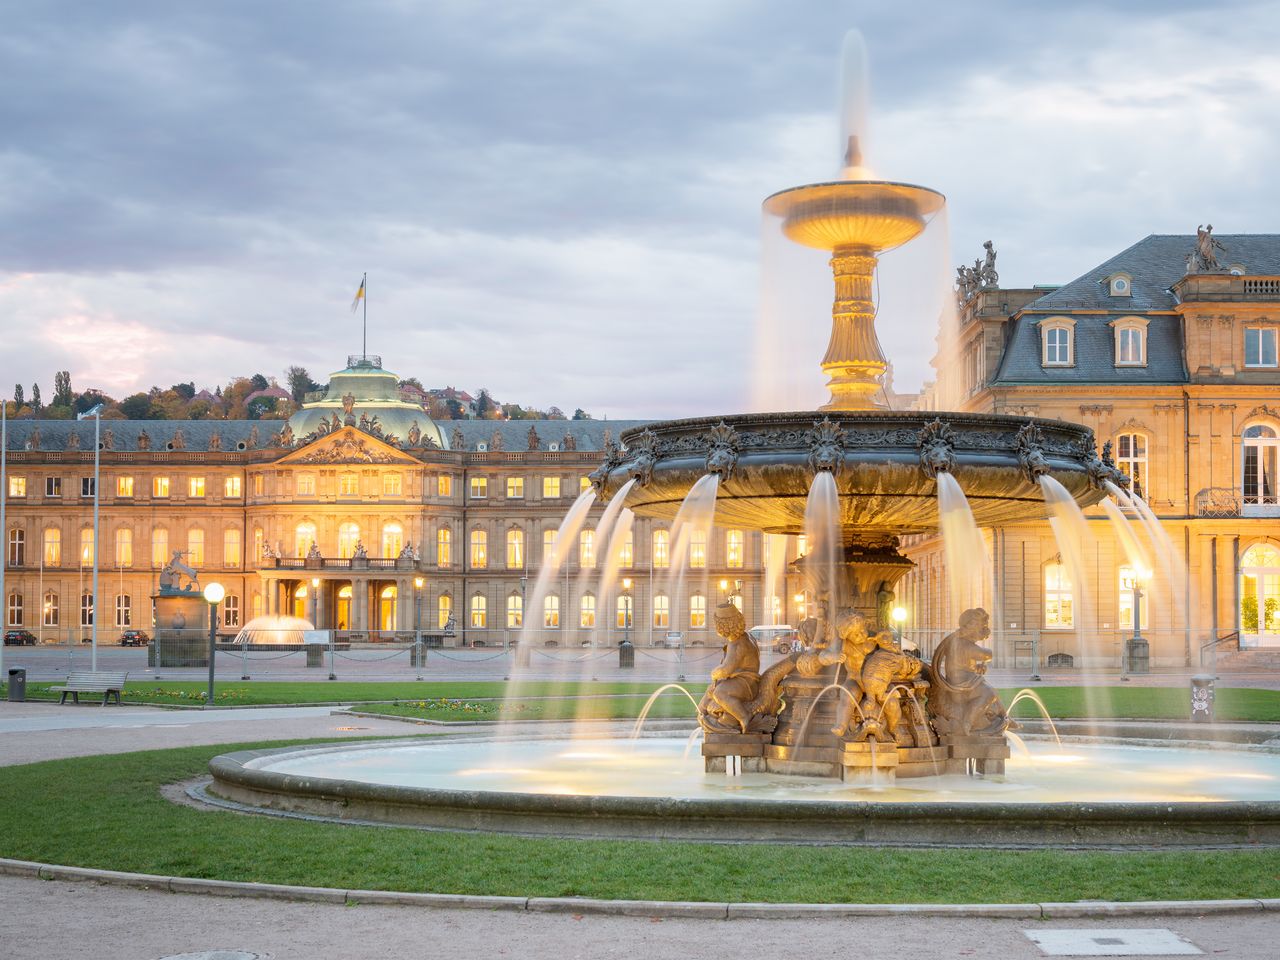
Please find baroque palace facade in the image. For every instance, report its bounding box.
[902,231,1280,668]
[1,356,792,647]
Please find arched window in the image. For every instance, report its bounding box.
[617,527,634,568]
[151,527,168,567]
[337,522,360,559]
[335,584,352,630]
[80,592,94,627]
[726,529,745,568]
[690,592,707,628]
[223,595,240,628]
[115,594,131,628]
[543,528,558,565]
[79,528,94,565]
[506,593,523,628]
[652,529,670,569]
[436,526,452,567]
[295,522,317,559]
[1112,317,1148,366]
[437,593,452,630]
[1243,424,1280,512]
[43,527,61,566]
[6,528,24,567]
[580,592,596,628]
[1040,318,1075,366]
[43,591,59,627]
[379,584,398,631]
[187,528,204,567]
[1044,561,1073,628]
[469,529,487,568]
[652,593,670,628]
[506,528,525,569]
[6,591,22,627]
[616,594,633,629]
[689,529,707,569]
[1240,543,1280,643]
[579,529,595,568]
[543,594,560,628]
[382,522,403,559]
[1115,433,1149,499]
[470,593,487,628]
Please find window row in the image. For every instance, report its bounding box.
[4,591,241,629]
[464,591,709,629]
[1039,320,1279,370]
[6,475,243,500]
[466,476,592,500]
[453,527,748,570]
[6,527,242,568]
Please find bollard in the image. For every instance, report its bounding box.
[1190,674,1215,722]
[618,639,635,669]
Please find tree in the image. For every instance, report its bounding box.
[399,377,424,390]
[119,393,152,419]
[30,384,40,413]
[170,382,195,400]
[249,373,269,392]
[53,370,72,407]
[247,395,277,419]
[13,384,22,408]
[474,388,497,420]
[572,408,592,420]
[286,366,320,404]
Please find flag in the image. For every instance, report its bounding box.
[350,276,366,312]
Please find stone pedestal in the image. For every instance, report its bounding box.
[702,731,769,774]
[940,734,1011,776]
[150,593,212,668]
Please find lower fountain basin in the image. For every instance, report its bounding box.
[207,736,1280,848]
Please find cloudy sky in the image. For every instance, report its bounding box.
[2,1,1276,418]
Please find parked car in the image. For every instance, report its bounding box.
[748,625,800,654]
[3,629,36,646]
[119,629,151,647]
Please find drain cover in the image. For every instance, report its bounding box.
[158,952,268,960]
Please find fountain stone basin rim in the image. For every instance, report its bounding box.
[206,740,1280,849]
[601,411,1106,537]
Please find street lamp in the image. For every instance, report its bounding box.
[622,577,633,647]
[202,581,225,705]
[1120,567,1151,679]
[891,605,907,647]
[414,575,425,635]
[77,402,104,670]
[310,576,320,628]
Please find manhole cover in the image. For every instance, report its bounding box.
[158,951,268,960]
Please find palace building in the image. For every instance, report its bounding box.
[903,232,1280,669]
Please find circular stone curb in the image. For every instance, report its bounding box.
[0,858,1274,919]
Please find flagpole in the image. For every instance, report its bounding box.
[362,272,368,361]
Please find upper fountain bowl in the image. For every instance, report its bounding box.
[592,411,1117,538]
[763,180,945,253]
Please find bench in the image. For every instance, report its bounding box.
[49,671,129,706]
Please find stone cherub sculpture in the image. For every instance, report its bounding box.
[698,602,772,734]
[820,611,898,738]
[352,540,368,560]
[157,551,200,594]
[927,607,1011,738]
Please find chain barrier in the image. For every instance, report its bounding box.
[532,648,617,663]
[332,649,411,663]
[429,649,510,662]
[214,649,303,662]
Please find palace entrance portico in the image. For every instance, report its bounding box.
[260,557,426,640]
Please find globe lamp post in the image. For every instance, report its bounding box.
[202,581,225,704]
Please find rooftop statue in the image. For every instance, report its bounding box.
[136,429,151,451]
[1191,224,1227,273]
[527,425,541,451]
[342,392,356,419]
[450,426,465,450]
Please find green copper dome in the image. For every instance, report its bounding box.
[287,355,447,449]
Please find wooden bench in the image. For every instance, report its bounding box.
[49,671,129,705]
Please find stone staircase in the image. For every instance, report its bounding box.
[1214,647,1280,671]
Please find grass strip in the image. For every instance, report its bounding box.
[0,741,1277,903]
[996,686,1280,722]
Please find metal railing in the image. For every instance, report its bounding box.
[1196,487,1241,517]
[1199,629,1240,665]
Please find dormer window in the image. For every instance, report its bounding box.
[1040,317,1075,367]
[1111,317,1149,367]
[1106,272,1132,298]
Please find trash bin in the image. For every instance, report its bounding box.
[1191,674,1215,723]
[7,668,26,702]
[618,640,635,669]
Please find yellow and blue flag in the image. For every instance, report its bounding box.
[350,275,366,312]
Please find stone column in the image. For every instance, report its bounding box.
[351,577,367,633]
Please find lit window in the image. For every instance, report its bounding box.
[153,476,170,498]
[339,473,359,496]
[690,529,707,569]
[114,528,132,566]
[1041,319,1075,366]
[653,594,670,628]
[580,593,596,628]
[507,593,523,628]
[223,595,240,628]
[382,523,403,559]
[8,476,25,498]
[296,474,316,496]
[382,473,402,496]
[438,475,453,497]
[690,593,707,628]
[543,528,558,565]
[43,591,59,626]
[224,476,242,498]
[6,529,24,567]
[43,527,61,566]
[253,474,263,496]
[616,595,632,629]
[580,476,591,492]
[726,529,745,568]
[253,528,263,564]
[470,594,487,628]
[295,522,317,558]
[116,476,133,498]
[543,476,561,499]
[80,592,94,627]
[187,528,205,567]
[1245,328,1278,368]
[1115,433,1149,499]
[579,529,595,568]
[1240,544,1280,637]
[1118,566,1149,630]
[79,528,94,565]
[45,477,61,497]
[469,477,488,499]
[1044,561,1073,628]
[543,595,560,628]
[114,594,131,628]
[506,477,524,499]
[506,528,524,569]
[437,594,453,629]
[770,594,783,625]
[6,591,22,627]
[1243,424,1280,509]
[151,528,168,566]
[653,529,670,569]
[224,529,241,567]
[470,529,488,568]
[437,527,452,567]
[796,533,807,558]
[337,522,360,558]
[189,477,206,498]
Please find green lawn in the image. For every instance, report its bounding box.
[360,691,699,723]
[997,686,1280,723]
[0,741,1276,903]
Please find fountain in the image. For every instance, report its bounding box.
[203,35,1280,850]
